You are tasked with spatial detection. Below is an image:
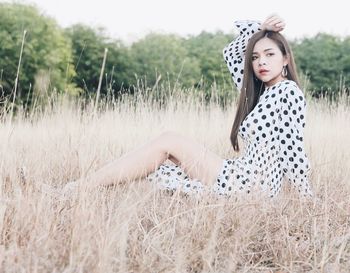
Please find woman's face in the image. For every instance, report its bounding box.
[252,37,288,87]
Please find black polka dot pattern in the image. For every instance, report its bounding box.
[146,163,205,196]
[221,20,312,197]
[146,20,313,198]
[223,20,261,90]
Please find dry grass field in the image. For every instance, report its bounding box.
[0,90,349,272]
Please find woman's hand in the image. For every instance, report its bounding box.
[261,14,285,32]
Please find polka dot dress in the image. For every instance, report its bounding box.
[146,20,313,198]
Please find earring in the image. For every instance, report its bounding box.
[282,65,288,77]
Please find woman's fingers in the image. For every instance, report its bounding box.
[264,14,279,25]
[265,13,277,22]
[269,18,284,28]
[262,18,274,27]
[262,14,285,32]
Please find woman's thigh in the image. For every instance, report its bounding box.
[157,131,224,186]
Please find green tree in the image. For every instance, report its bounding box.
[65,24,132,97]
[0,3,77,105]
[130,33,201,89]
[293,34,348,96]
[339,36,350,89]
[184,31,234,90]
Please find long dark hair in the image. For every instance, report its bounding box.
[230,30,300,152]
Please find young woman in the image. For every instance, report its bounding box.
[59,14,313,199]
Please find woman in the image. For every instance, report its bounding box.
[59,14,313,199]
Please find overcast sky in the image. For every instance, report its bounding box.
[9,0,350,43]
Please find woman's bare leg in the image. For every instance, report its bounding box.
[81,131,223,189]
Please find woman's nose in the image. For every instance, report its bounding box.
[258,58,266,66]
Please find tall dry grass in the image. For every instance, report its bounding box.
[0,90,349,272]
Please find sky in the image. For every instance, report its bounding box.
[7,0,350,44]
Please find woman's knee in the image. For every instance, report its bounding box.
[158,130,180,143]
[159,130,179,139]
[157,130,181,152]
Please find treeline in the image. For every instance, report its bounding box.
[1,3,349,107]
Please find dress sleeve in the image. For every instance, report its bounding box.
[223,20,261,91]
[277,82,313,197]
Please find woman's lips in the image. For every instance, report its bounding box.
[259,69,269,74]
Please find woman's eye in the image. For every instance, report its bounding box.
[267,53,275,57]
[252,56,258,61]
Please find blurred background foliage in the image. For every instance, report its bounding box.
[1,3,349,108]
